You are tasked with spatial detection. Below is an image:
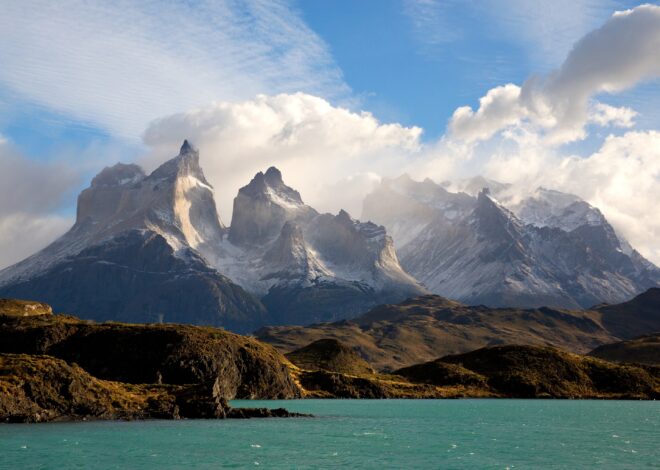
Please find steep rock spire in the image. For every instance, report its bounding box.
[229,167,316,246]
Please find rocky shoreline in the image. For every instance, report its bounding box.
[1,298,659,423]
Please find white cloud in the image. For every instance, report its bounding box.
[449,84,525,142]
[589,102,637,128]
[317,173,383,218]
[448,4,660,144]
[0,0,348,139]
[402,0,464,49]
[0,139,80,269]
[142,93,422,219]
[0,213,72,269]
[554,131,660,263]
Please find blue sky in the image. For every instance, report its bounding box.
[2,0,654,156]
[0,0,659,267]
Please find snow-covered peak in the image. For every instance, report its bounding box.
[514,187,607,232]
[240,166,305,207]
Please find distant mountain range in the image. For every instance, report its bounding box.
[0,140,658,330]
[363,174,660,309]
[0,141,423,330]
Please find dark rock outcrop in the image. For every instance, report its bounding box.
[0,300,312,423]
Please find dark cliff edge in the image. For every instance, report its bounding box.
[0,299,305,423]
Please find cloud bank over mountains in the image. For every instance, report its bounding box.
[0,3,659,268]
[141,93,422,219]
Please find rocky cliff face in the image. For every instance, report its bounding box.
[362,176,660,309]
[213,165,426,325]
[0,302,311,423]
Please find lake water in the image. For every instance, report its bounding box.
[1,399,658,469]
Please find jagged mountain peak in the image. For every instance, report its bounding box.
[475,187,511,217]
[445,175,511,198]
[3,143,227,287]
[149,139,209,186]
[514,187,611,234]
[336,209,353,225]
[229,167,317,246]
[179,139,196,154]
[470,187,527,262]
[241,166,303,204]
[264,166,284,183]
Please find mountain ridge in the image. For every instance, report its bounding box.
[362,174,660,309]
[0,141,424,329]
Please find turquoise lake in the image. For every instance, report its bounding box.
[1,399,658,469]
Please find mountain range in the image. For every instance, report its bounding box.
[362,174,660,309]
[0,140,658,330]
[0,141,423,330]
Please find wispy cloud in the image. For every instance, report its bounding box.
[402,0,465,48]
[0,0,349,140]
[403,0,620,69]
